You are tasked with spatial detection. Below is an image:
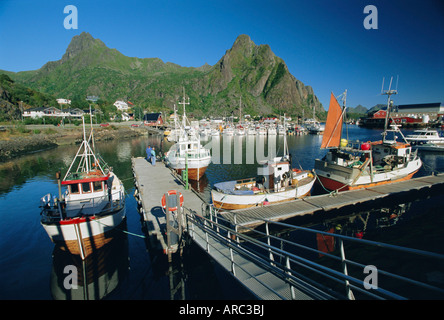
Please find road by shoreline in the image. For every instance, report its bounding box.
[0,123,148,162]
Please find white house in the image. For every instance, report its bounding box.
[56,98,71,105]
[22,107,83,118]
[114,100,129,111]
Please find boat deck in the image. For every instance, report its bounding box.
[220,173,444,229]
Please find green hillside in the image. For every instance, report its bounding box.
[4,32,324,119]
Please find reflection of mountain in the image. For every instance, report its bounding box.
[50,223,129,300]
[0,144,76,195]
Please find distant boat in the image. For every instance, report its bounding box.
[256,126,267,135]
[212,115,315,210]
[40,116,126,260]
[405,129,444,145]
[235,125,246,136]
[210,128,220,136]
[314,87,422,192]
[306,122,325,134]
[277,124,286,135]
[267,126,277,135]
[247,126,256,135]
[223,126,234,136]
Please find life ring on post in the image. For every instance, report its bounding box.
[161,190,184,212]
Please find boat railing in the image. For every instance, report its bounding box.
[183,205,444,300]
[41,188,125,221]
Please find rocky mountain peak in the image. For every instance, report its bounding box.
[62,32,106,61]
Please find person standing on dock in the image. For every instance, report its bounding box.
[151,147,156,166]
[146,145,152,162]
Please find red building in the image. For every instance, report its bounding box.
[143,113,163,126]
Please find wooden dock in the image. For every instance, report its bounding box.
[132,156,444,243]
[132,157,206,254]
[220,173,444,229]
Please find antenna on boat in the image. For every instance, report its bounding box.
[381,76,407,143]
[178,87,190,135]
[89,104,96,153]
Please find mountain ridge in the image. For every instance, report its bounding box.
[4,32,324,118]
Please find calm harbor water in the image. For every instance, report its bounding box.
[1,125,443,300]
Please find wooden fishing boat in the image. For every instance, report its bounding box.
[165,89,211,181]
[314,86,422,192]
[212,115,316,210]
[40,116,125,260]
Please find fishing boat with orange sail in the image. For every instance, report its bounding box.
[314,83,422,192]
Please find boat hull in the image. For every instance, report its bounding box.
[41,207,126,258]
[167,156,211,181]
[175,166,208,181]
[314,158,422,192]
[211,177,315,210]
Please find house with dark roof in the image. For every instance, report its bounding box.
[143,112,163,126]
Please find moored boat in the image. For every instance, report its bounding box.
[211,162,315,210]
[314,87,422,192]
[405,128,444,145]
[212,115,316,210]
[40,117,126,260]
[165,89,212,181]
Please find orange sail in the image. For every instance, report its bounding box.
[321,92,344,149]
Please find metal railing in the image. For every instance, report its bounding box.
[182,205,444,300]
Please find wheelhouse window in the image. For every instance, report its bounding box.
[82,182,91,193]
[93,181,103,192]
[69,183,80,194]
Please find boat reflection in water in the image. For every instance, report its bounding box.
[50,223,129,300]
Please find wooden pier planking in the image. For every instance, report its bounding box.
[221,173,444,229]
[131,157,205,252]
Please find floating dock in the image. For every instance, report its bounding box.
[220,173,444,229]
[132,157,207,254]
[133,156,444,246]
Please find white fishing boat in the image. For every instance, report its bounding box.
[40,116,126,260]
[267,126,277,135]
[405,128,444,145]
[247,126,256,135]
[235,125,246,135]
[165,90,212,181]
[210,128,220,136]
[277,124,286,135]
[212,115,316,210]
[165,134,212,180]
[314,85,422,192]
[223,126,234,136]
[257,125,267,135]
[306,122,325,134]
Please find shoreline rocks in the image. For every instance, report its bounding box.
[0,127,145,162]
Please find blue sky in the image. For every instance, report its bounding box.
[0,0,443,110]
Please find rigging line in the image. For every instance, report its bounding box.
[91,217,146,239]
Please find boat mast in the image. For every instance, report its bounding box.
[283,113,288,157]
[178,87,190,138]
[381,76,406,143]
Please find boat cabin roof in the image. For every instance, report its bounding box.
[62,171,109,185]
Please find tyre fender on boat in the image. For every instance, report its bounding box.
[161,190,184,212]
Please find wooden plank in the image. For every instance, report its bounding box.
[220,174,444,229]
[132,157,207,253]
